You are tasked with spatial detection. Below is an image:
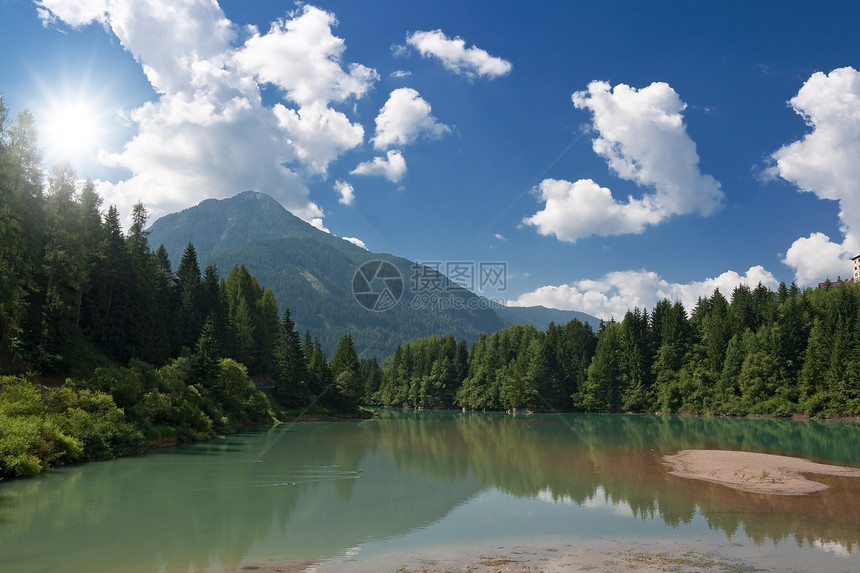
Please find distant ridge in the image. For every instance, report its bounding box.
[495,305,601,331]
[149,191,600,357]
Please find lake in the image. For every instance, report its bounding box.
[1,411,859,572]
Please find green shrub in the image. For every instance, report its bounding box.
[0,377,84,477]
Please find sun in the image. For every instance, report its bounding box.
[40,95,106,165]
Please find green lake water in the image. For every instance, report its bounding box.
[1,411,859,572]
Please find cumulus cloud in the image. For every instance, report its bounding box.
[96,95,323,221]
[372,88,450,150]
[390,70,411,79]
[342,236,367,250]
[511,266,778,321]
[36,1,377,225]
[37,0,107,27]
[351,150,407,183]
[525,81,722,242]
[781,232,850,285]
[333,179,355,205]
[309,218,330,233]
[524,178,665,241]
[768,67,860,284]
[406,30,512,79]
[233,6,378,106]
[272,101,364,174]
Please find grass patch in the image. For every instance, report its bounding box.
[477,557,519,566]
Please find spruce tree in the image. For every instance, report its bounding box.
[176,242,202,348]
[273,309,309,407]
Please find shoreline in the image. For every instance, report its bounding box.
[194,534,858,572]
[663,449,860,495]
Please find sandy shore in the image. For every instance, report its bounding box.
[663,449,860,495]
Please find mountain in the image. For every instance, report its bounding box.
[148,191,599,358]
[146,191,327,263]
[495,305,601,331]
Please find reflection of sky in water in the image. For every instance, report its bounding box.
[813,539,853,558]
[537,485,635,518]
[334,485,860,572]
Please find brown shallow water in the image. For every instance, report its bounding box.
[1,412,859,572]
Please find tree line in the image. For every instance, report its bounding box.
[0,97,371,478]
[369,281,860,416]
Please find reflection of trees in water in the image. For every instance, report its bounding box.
[0,432,294,572]
[368,411,474,483]
[371,412,860,551]
[0,420,486,573]
[2,413,859,572]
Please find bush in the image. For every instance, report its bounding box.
[46,384,145,459]
[0,376,84,477]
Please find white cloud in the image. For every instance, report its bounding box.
[524,178,664,242]
[272,101,364,174]
[351,150,407,183]
[233,5,378,106]
[390,70,411,79]
[36,1,377,227]
[768,67,860,285]
[96,98,323,222]
[782,232,851,285]
[310,218,330,233]
[342,236,367,250]
[525,81,723,242]
[390,43,410,58]
[334,179,355,205]
[40,0,239,95]
[372,88,450,150]
[37,0,107,27]
[406,30,512,79]
[494,233,506,241]
[511,266,777,321]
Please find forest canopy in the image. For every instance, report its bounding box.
[368,282,860,417]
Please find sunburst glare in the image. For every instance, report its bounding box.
[37,86,111,168]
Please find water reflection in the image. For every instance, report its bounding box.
[0,412,858,572]
[368,412,860,551]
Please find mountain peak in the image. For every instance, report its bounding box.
[149,191,319,263]
[149,191,600,358]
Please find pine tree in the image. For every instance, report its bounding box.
[199,264,226,351]
[273,309,310,407]
[576,321,623,411]
[176,242,202,349]
[191,318,221,390]
[254,289,279,374]
[331,334,361,410]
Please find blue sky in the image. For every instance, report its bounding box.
[3,0,860,320]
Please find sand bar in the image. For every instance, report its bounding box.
[663,449,860,495]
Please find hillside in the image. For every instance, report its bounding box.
[495,305,601,331]
[149,191,598,358]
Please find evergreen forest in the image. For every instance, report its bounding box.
[0,100,369,478]
[370,282,860,417]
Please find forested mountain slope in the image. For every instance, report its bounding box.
[149,191,599,358]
